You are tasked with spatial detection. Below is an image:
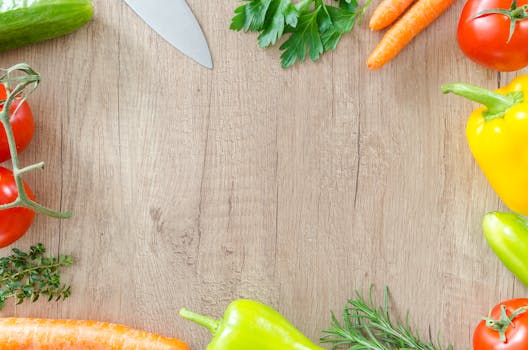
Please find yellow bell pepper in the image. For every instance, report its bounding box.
[442,76,528,216]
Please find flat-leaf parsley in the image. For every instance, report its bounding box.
[230,0,371,68]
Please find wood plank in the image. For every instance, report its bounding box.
[0,0,525,349]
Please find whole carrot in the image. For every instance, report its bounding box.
[367,0,455,69]
[0,318,189,350]
[369,0,415,30]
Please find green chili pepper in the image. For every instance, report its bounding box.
[180,299,324,350]
[483,212,528,287]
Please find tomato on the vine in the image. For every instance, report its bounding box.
[0,166,35,247]
[458,0,528,71]
[0,84,35,163]
[474,298,528,350]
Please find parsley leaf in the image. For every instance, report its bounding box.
[259,0,298,47]
[230,0,370,68]
[230,0,273,31]
[279,7,323,67]
[321,0,368,51]
[338,0,359,12]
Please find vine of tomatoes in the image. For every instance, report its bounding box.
[0,64,71,248]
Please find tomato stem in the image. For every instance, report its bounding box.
[0,64,71,219]
[483,305,527,343]
[472,0,528,43]
[0,199,21,210]
[18,162,45,175]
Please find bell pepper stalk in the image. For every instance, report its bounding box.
[482,212,528,287]
[0,63,71,218]
[180,299,324,350]
[441,76,528,216]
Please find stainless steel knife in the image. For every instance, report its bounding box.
[125,0,213,69]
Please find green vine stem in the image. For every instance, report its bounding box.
[0,63,71,219]
[484,305,527,343]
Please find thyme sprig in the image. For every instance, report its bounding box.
[321,287,454,350]
[0,243,72,308]
[0,63,71,218]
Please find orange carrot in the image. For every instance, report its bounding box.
[367,0,455,70]
[0,318,190,350]
[369,0,415,30]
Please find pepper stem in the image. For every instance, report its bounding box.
[179,308,220,335]
[483,305,527,343]
[441,83,523,121]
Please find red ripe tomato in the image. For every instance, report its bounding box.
[458,0,528,71]
[0,84,35,163]
[0,166,35,247]
[474,298,528,350]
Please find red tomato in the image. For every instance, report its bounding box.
[474,298,528,350]
[0,84,35,163]
[0,166,35,248]
[458,0,528,71]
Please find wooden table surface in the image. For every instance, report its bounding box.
[0,0,526,349]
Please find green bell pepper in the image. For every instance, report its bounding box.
[180,299,324,350]
[483,212,528,287]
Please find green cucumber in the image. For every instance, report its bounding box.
[0,0,94,51]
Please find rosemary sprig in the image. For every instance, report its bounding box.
[321,287,454,350]
[0,243,72,308]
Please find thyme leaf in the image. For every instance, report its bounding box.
[0,243,73,308]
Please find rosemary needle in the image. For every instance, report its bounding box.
[321,287,454,350]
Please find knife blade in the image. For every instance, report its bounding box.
[125,0,213,69]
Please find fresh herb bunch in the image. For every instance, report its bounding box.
[321,287,454,350]
[230,0,371,68]
[0,243,72,308]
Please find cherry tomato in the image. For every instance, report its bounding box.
[0,84,35,163]
[474,298,528,350]
[458,0,528,71]
[0,166,35,248]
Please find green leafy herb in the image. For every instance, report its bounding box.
[0,244,73,308]
[321,287,454,350]
[230,0,370,68]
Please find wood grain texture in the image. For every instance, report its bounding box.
[0,0,527,349]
